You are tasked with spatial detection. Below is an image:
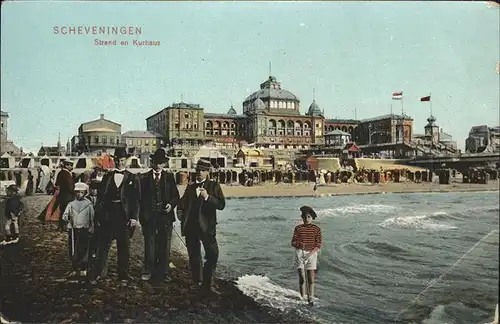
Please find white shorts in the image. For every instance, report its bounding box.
[295,249,318,270]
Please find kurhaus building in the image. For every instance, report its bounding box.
[147,75,363,150]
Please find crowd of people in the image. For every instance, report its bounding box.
[23,147,225,295]
[2,147,323,305]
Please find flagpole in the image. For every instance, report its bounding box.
[429,92,432,116]
[390,103,393,115]
[401,96,404,115]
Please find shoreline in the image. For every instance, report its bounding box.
[177,181,500,199]
[0,196,311,324]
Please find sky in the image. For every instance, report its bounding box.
[1,1,499,153]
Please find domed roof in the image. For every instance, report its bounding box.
[253,98,265,111]
[425,115,437,127]
[306,100,322,116]
[245,88,299,102]
[244,76,299,103]
[227,106,237,115]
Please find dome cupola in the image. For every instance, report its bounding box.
[227,105,237,115]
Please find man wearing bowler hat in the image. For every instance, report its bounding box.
[92,147,140,284]
[139,148,180,283]
[177,159,226,295]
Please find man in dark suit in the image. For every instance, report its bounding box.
[139,148,180,283]
[56,159,75,231]
[177,159,226,295]
[92,147,140,283]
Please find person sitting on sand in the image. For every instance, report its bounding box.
[291,206,322,306]
[0,184,24,245]
[62,182,95,279]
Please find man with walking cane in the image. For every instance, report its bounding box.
[291,206,322,306]
[139,148,180,283]
[177,159,226,295]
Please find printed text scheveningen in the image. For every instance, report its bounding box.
[53,26,142,35]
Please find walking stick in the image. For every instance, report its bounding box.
[71,219,75,258]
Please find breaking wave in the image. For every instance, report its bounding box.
[235,275,331,323]
[378,211,459,231]
[318,204,397,217]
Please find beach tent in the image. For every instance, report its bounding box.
[0,153,16,169]
[73,153,94,170]
[125,155,142,169]
[38,155,54,169]
[18,156,35,168]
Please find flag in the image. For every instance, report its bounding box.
[420,95,431,102]
[392,91,403,100]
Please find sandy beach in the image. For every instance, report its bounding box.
[177,180,500,198]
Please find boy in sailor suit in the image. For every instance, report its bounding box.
[62,182,95,279]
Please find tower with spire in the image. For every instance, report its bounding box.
[57,133,61,156]
[424,114,439,145]
[306,88,323,117]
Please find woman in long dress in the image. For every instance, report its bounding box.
[25,170,34,196]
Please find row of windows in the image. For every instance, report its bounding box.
[205,130,244,136]
[84,136,120,145]
[264,129,312,136]
[126,139,157,146]
[269,101,296,109]
[266,137,312,143]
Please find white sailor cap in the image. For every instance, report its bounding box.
[74,182,89,192]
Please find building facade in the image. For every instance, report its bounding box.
[0,111,21,155]
[241,76,325,148]
[1,111,7,139]
[73,114,124,155]
[146,75,346,154]
[122,130,164,154]
[465,125,500,153]
[146,102,205,145]
[356,113,414,146]
[145,75,426,158]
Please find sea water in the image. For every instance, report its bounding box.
[179,191,500,324]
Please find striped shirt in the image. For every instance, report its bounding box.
[291,223,322,251]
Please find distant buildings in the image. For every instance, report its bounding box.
[145,75,421,158]
[2,74,466,160]
[71,114,124,155]
[412,115,458,155]
[465,125,500,153]
[122,130,164,154]
[67,115,164,160]
[0,111,21,155]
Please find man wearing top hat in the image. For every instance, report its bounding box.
[177,159,226,295]
[139,148,180,283]
[56,158,75,231]
[92,147,140,283]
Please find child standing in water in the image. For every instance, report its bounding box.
[62,182,95,279]
[291,205,322,306]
